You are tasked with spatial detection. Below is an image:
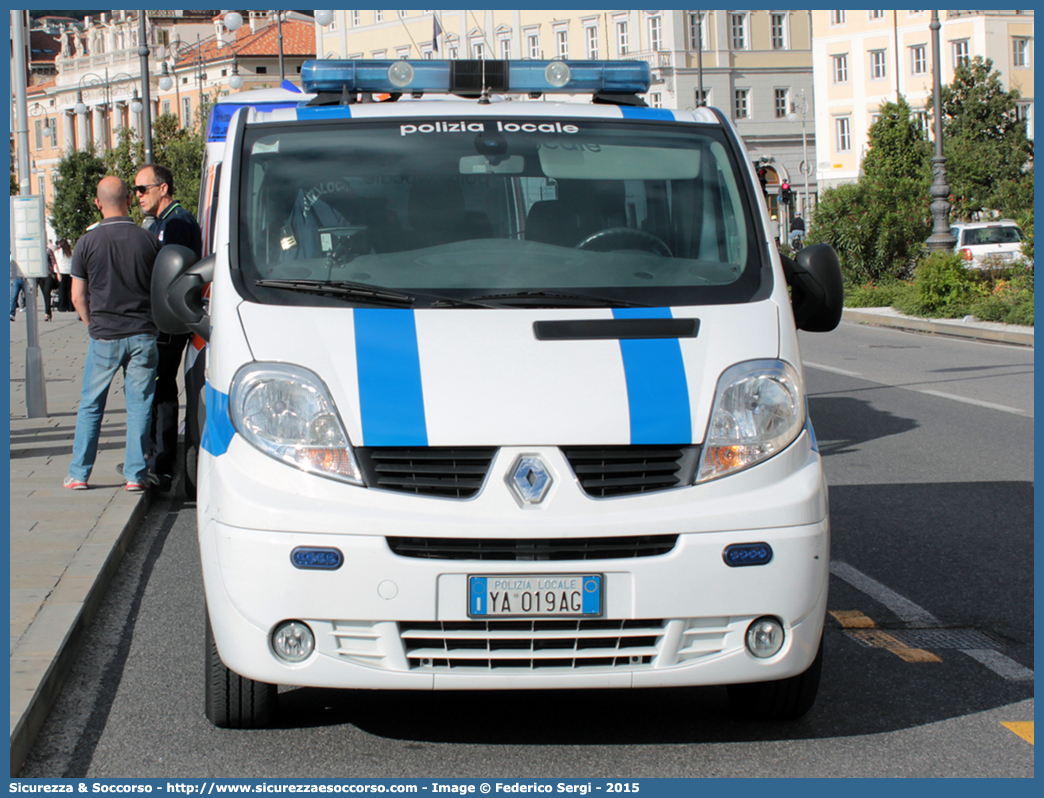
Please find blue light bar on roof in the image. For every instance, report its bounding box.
[300,59,651,96]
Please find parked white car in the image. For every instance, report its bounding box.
[951,220,1029,269]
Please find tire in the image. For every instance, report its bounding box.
[183,441,198,502]
[205,611,278,728]
[727,633,823,721]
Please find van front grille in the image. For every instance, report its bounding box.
[561,446,700,498]
[387,535,678,561]
[357,447,496,498]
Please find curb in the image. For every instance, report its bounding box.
[841,309,1034,347]
[9,492,152,778]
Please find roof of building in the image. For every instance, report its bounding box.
[29,30,61,63]
[174,17,315,67]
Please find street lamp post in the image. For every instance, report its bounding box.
[926,10,957,252]
[138,10,154,164]
[29,102,54,150]
[787,92,811,218]
[274,11,285,83]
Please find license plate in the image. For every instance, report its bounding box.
[468,574,602,618]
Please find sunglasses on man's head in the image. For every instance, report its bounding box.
[133,183,161,194]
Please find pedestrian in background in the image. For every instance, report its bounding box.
[10,251,27,322]
[64,176,163,492]
[134,162,202,492]
[54,238,75,312]
[37,242,59,322]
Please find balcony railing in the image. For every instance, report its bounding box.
[621,49,674,69]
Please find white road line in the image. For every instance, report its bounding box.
[803,361,863,378]
[830,561,940,626]
[961,649,1035,682]
[831,561,1034,682]
[916,389,1029,417]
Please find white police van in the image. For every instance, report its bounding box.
[154,59,843,729]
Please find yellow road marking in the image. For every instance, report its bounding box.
[830,610,942,663]
[1001,722,1034,744]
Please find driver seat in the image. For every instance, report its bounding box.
[525,181,627,247]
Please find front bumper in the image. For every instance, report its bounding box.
[199,432,830,691]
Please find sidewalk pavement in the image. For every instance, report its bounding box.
[6,299,1034,775]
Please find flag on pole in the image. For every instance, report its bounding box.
[433,15,442,53]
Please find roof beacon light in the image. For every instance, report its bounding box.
[301,59,651,96]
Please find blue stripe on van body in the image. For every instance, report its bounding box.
[201,382,235,457]
[354,309,428,446]
[613,308,692,444]
[620,106,676,122]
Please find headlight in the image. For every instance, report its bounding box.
[230,363,364,485]
[696,360,805,483]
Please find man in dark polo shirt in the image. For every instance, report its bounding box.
[65,176,163,492]
[134,163,203,492]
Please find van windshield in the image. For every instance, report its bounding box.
[235,117,765,308]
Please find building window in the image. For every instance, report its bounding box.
[34,120,43,149]
[694,88,710,107]
[49,123,57,148]
[835,117,851,152]
[350,11,359,27]
[256,66,267,74]
[421,48,433,60]
[327,15,337,30]
[1013,37,1030,67]
[649,92,662,108]
[374,11,383,24]
[870,49,887,79]
[525,30,539,59]
[730,13,747,50]
[499,35,511,60]
[398,11,407,18]
[615,19,630,56]
[774,88,789,119]
[869,10,886,20]
[584,25,598,60]
[182,97,192,127]
[554,27,568,59]
[771,13,788,50]
[832,54,848,83]
[830,11,846,25]
[470,39,484,59]
[952,40,970,69]
[910,44,927,74]
[688,12,707,51]
[913,110,928,135]
[448,43,459,60]
[648,14,663,52]
[397,47,411,60]
[734,89,750,120]
[162,100,170,116]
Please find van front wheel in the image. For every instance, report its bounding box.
[726,633,823,721]
[205,612,277,728]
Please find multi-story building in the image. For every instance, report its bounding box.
[811,9,1034,191]
[314,9,819,218]
[15,10,315,212]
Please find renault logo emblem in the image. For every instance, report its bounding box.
[508,456,552,505]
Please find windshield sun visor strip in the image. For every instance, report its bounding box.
[354,309,429,447]
[613,308,692,445]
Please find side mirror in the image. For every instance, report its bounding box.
[151,245,215,340]
[780,244,843,332]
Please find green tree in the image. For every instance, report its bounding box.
[49,145,108,243]
[10,169,19,195]
[931,57,1033,220]
[806,98,932,283]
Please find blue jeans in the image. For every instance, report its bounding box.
[10,276,26,317]
[69,334,159,483]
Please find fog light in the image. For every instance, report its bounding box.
[745,616,784,659]
[272,620,315,662]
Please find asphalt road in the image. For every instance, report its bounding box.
[22,321,1034,778]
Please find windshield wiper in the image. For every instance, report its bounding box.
[256,278,415,307]
[255,279,497,309]
[465,290,650,308]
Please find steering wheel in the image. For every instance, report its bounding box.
[575,227,673,257]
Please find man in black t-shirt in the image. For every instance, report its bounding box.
[65,177,162,492]
[134,163,203,492]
